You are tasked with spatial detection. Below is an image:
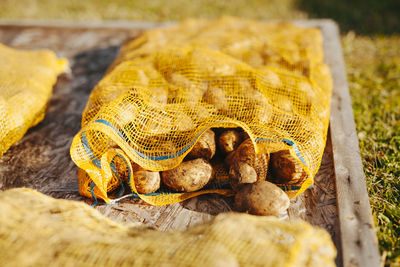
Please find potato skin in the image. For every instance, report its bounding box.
[161,158,214,192]
[224,150,236,167]
[203,86,229,113]
[186,129,216,160]
[133,169,161,194]
[218,129,242,154]
[227,139,270,190]
[269,150,307,185]
[229,162,257,191]
[235,181,290,216]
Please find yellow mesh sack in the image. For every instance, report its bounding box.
[0,43,68,157]
[70,17,332,205]
[0,188,337,267]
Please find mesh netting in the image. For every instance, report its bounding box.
[0,188,336,267]
[0,43,67,157]
[70,17,332,205]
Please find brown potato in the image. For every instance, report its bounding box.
[227,139,269,190]
[143,116,172,136]
[246,90,273,125]
[132,166,161,194]
[202,86,229,113]
[167,73,207,104]
[148,86,168,104]
[172,113,196,132]
[186,129,216,160]
[168,72,194,88]
[191,105,213,122]
[294,81,314,116]
[224,150,236,166]
[234,180,290,216]
[218,129,242,154]
[269,150,307,185]
[279,96,294,113]
[259,68,283,88]
[229,162,257,190]
[158,139,176,153]
[161,158,214,192]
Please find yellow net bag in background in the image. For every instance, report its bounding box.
[70,17,332,205]
[0,188,337,267]
[0,43,68,157]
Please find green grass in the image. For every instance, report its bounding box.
[0,0,306,21]
[0,0,399,265]
[343,34,400,266]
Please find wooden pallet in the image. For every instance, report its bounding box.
[0,19,380,267]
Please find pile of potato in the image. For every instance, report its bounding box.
[130,128,307,217]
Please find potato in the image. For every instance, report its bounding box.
[259,68,282,88]
[202,86,229,113]
[226,139,255,165]
[191,104,216,122]
[143,116,173,136]
[234,180,290,216]
[172,113,196,132]
[135,69,149,86]
[279,96,294,113]
[186,129,216,160]
[246,91,273,125]
[158,139,176,153]
[168,72,194,88]
[218,129,242,154]
[161,158,214,192]
[294,81,314,116]
[229,162,257,190]
[132,166,161,194]
[153,104,197,133]
[148,86,168,104]
[167,73,207,104]
[224,150,236,166]
[227,139,269,190]
[269,150,307,185]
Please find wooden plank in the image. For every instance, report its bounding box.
[0,19,380,266]
[320,21,381,267]
[289,19,380,266]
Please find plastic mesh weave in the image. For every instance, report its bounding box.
[70,17,332,204]
[0,43,67,157]
[0,188,337,267]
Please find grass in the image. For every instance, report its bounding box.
[0,0,306,21]
[0,0,399,265]
[343,34,400,265]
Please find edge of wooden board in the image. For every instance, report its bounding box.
[319,20,381,267]
[0,18,381,267]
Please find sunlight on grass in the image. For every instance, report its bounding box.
[343,33,400,266]
[0,0,306,21]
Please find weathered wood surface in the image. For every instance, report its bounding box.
[0,20,379,267]
[321,22,381,267]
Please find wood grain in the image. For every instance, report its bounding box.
[319,21,381,267]
[0,20,379,267]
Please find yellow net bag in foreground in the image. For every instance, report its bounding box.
[0,188,337,267]
[70,17,332,205]
[0,43,67,157]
